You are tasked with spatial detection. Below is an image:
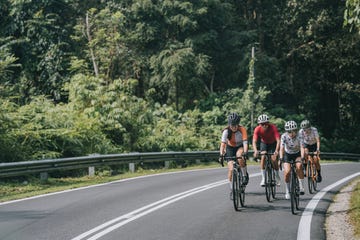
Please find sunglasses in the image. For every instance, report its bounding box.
[287,130,296,133]
[260,123,269,126]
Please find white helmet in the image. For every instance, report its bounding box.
[284,121,297,131]
[257,114,269,124]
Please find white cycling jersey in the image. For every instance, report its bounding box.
[298,127,319,145]
[281,132,301,154]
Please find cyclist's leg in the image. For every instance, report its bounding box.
[295,155,305,194]
[259,142,267,186]
[236,146,248,185]
[269,142,281,184]
[283,153,291,199]
[309,144,322,182]
[303,147,309,176]
[226,145,237,189]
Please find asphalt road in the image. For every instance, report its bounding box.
[0,162,359,240]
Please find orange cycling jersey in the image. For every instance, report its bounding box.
[221,126,248,147]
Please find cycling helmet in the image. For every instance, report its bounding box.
[284,120,297,131]
[228,113,240,125]
[257,114,269,124]
[300,120,310,129]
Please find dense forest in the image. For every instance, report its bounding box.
[0,0,359,163]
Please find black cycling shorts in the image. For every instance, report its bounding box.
[283,152,301,163]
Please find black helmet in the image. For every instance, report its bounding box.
[300,120,310,129]
[228,113,240,125]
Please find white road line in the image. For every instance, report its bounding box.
[72,173,261,240]
[71,180,228,240]
[297,172,360,240]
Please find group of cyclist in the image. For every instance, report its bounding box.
[219,113,322,200]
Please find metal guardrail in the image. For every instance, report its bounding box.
[0,151,359,178]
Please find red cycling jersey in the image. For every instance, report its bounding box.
[253,124,280,144]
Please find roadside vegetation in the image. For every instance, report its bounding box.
[349,179,360,238]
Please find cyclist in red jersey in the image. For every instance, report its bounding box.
[252,114,281,186]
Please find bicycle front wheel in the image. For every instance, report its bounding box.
[239,170,245,207]
[307,163,313,194]
[232,170,240,211]
[271,169,276,199]
[265,160,272,202]
[290,168,297,214]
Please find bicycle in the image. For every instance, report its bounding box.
[219,155,246,211]
[256,152,277,202]
[306,152,319,194]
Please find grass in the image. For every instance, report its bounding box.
[0,161,223,203]
[349,178,360,238]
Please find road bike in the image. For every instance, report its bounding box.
[289,159,301,214]
[306,152,319,194]
[219,156,246,211]
[256,152,277,202]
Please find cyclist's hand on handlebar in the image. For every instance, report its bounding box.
[218,155,225,167]
[242,152,248,160]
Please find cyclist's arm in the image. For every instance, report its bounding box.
[300,145,305,159]
[275,137,280,155]
[279,144,284,160]
[240,126,248,153]
[220,142,226,156]
[316,136,320,152]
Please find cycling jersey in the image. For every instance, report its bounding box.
[298,127,319,146]
[253,124,280,144]
[280,132,301,154]
[221,126,248,147]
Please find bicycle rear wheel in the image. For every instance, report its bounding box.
[271,168,276,199]
[232,170,240,211]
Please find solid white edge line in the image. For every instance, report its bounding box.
[72,172,261,240]
[297,172,360,240]
[0,168,223,206]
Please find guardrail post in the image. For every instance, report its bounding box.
[88,166,95,177]
[164,161,170,169]
[40,172,48,181]
[129,163,135,173]
[196,159,201,164]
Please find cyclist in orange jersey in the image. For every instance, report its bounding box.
[219,113,249,198]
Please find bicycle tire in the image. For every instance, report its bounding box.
[271,168,276,199]
[307,162,313,194]
[232,169,240,211]
[265,159,271,202]
[295,174,300,210]
[239,170,245,207]
[290,167,296,214]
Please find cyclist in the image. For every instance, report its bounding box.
[252,114,281,186]
[299,119,322,182]
[219,113,249,196]
[279,120,305,199]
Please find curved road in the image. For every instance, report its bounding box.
[0,162,359,240]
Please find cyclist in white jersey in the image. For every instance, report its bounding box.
[299,120,322,182]
[279,121,305,199]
